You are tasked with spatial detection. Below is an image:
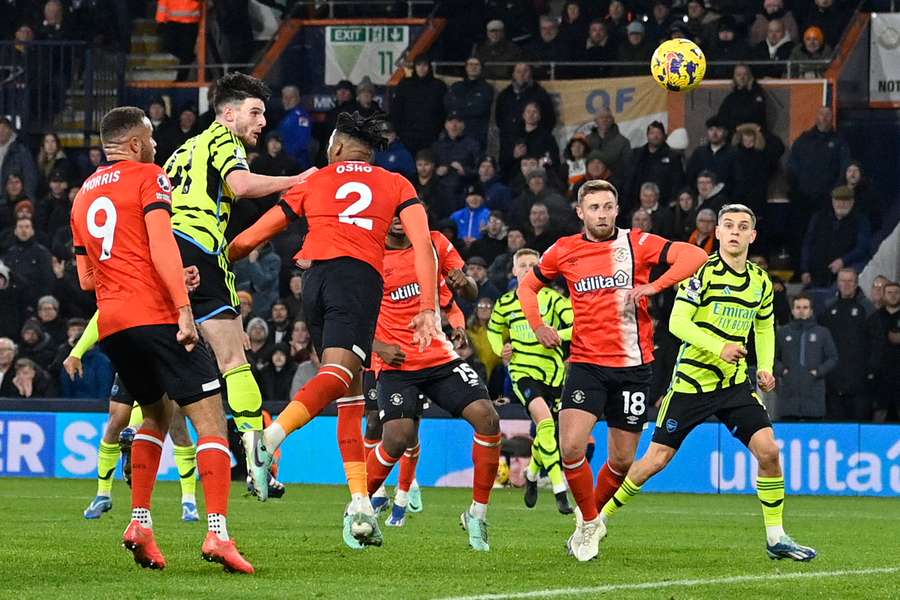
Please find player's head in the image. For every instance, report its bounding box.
[328,111,388,163]
[715,204,757,257]
[99,106,155,163]
[213,72,271,147]
[791,293,814,321]
[512,248,540,281]
[576,179,619,240]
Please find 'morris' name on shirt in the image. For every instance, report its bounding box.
[82,169,121,192]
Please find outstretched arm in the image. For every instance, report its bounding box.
[228,204,292,262]
[225,167,317,199]
[518,270,561,348]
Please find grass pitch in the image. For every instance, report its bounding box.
[1,479,898,599]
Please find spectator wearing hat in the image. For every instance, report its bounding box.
[451,184,492,245]
[9,357,55,399]
[34,170,71,244]
[414,149,457,223]
[277,85,313,170]
[706,16,750,79]
[750,18,796,78]
[717,64,769,131]
[444,56,494,151]
[432,112,480,207]
[2,217,53,310]
[801,0,851,48]
[801,186,873,288]
[495,63,557,158]
[616,20,653,76]
[474,20,526,79]
[750,0,800,46]
[35,294,66,347]
[18,318,55,371]
[154,105,201,167]
[373,122,415,179]
[354,77,385,119]
[459,256,501,318]
[578,20,616,77]
[477,157,512,213]
[466,210,508,265]
[390,55,447,156]
[500,100,560,179]
[625,121,685,209]
[788,26,832,79]
[245,317,273,380]
[686,114,737,193]
[585,107,631,177]
[645,1,676,45]
[237,290,254,325]
[0,117,38,205]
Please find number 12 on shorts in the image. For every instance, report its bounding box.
[623,390,646,416]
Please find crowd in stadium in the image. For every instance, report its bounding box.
[0,0,896,422]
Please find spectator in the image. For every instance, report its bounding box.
[245,317,273,377]
[38,0,72,41]
[288,320,314,365]
[631,207,652,232]
[563,135,589,197]
[500,101,560,178]
[277,85,313,170]
[671,187,699,242]
[819,268,874,420]
[717,65,768,131]
[414,149,457,223]
[34,170,70,244]
[10,357,55,399]
[0,337,18,397]
[35,295,65,346]
[645,0,676,45]
[706,16,750,80]
[688,208,717,254]
[578,20,615,77]
[459,257,501,317]
[2,217,53,309]
[478,157,512,213]
[354,77,385,119]
[35,133,72,190]
[0,117,38,204]
[686,115,737,193]
[474,20,526,79]
[511,170,572,234]
[259,344,297,403]
[751,18,795,78]
[802,0,851,48]
[283,271,304,322]
[585,107,631,177]
[80,146,105,181]
[788,26,832,79]
[18,318,55,370]
[251,132,301,181]
[432,112,480,208]
[625,121,685,211]
[560,1,590,52]
[750,0,800,46]
[49,252,95,320]
[444,56,494,150]
[869,274,889,310]
[2,174,31,235]
[495,63,556,152]
[373,123,415,179]
[527,14,573,65]
[318,80,359,162]
[842,161,886,233]
[684,0,719,46]
[868,281,900,422]
[488,227,526,291]
[775,293,839,421]
[465,296,500,378]
[696,170,729,215]
[289,345,320,399]
[801,186,872,288]
[48,316,84,377]
[266,301,293,346]
[731,123,784,217]
[451,184,491,245]
[635,182,674,237]
[391,55,447,156]
[525,201,559,254]
[233,242,281,318]
[155,0,201,79]
[237,290,253,325]
[155,106,200,167]
[603,1,632,47]
[467,210,508,265]
[615,21,653,76]
[147,97,170,132]
[749,253,792,325]
[0,261,25,340]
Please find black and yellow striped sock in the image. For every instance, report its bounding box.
[174,445,197,502]
[223,364,263,431]
[601,476,642,519]
[757,476,785,528]
[96,441,120,496]
[535,418,566,493]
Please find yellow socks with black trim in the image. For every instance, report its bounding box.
[601,476,642,520]
[96,441,120,496]
[757,476,786,544]
[174,445,197,503]
[223,364,263,431]
[534,418,566,494]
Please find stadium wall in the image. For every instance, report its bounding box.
[1,411,897,497]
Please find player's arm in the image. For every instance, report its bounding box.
[227,202,292,262]
[63,310,99,380]
[436,232,477,301]
[669,296,729,358]
[145,209,198,348]
[519,244,562,348]
[372,337,406,367]
[486,303,507,357]
[754,278,776,392]
[550,291,574,342]
[446,302,469,349]
[626,239,709,303]
[400,202,440,351]
[225,167,316,199]
[446,268,477,301]
[73,251,96,291]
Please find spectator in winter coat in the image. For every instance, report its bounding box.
[524,201,560,254]
[18,318,56,371]
[495,63,556,148]
[511,170,573,233]
[775,293,839,420]
[474,20,527,79]
[705,16,750,80]
[154,106,201,167]
[277,86,313,170]
[458,258,500,318]
[696,170,730,216]
[635,181,674,237]
[688,208,718,254]
[500,101,561,179]
[432,113,481,208]
[233,243,282,318]
[645,0,676,45]
[444,57,494,150]
[750,0,800,46]
[842,160,887,234]
[867,281,900,422]
[477,157,512,213]
[578,20,616,78]
[802,0,851,48]
[0,117,38,204]
[390,55,447,156]
[10,357,55,399]
[1,217,54,310]
[373,124,415,179]
[731,123,784,217]
[788,26,832,79]
[615,21,653,76]
[35,133,73,193]
[415,149,457,223]
[451,184,492,245]
[353,78,385,119]
[686,115,737,193]
[801,186,872,288]
[259,344,297,403]
[750,18,795,78]
[625,121,685,208]
[717,65,768,131]
[266,301,293,346]
[527,14,573,67]
[0,336,17,397]
[35,295,66,347]
[466,210,508,265]
[584,107,631,177]
[487,227,527,291]
[563,135,589,197]
[34,170,71,245]
[671,188,699,242]
[0,262,25,341]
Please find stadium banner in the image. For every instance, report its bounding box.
[2,412,899,496]
[869,13,900,104]
[324,25,409,85]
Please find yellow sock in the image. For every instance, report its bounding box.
[224,364,263,431]
[173,445,197,502]
[601,476,641,519]
[96,441,120,496]
[127,404,143,427]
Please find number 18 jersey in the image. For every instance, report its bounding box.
[280,161,419,275]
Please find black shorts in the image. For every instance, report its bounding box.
[109,374,135,406]
[303,257,383,368]
[363,369,378,412]
[512,377,561,411]
[176,235,239,322]
[653,381,773,450]
[561,362,652,431]
[377,359,488,422]
[100,324,221,407]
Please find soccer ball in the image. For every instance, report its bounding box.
[650,38,706,92]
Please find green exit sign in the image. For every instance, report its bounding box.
[330,26,405,43]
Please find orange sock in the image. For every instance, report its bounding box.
[472,433,501,505]
[275,364,352,436]
[563,456,597,521]
[595,461,626,513]
[364,437,380,462]
[132,428,164,510]
[337,399,367,496]
[367,442,401,495]
[197,436,231,515]
[398,443,420,493]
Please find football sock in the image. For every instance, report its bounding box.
[268,364,353,449]
[132,507,152,528]
[398,443,420,494]
[337,399,367,497]
[197,436,231,541]
[173,444,197,503]
[127,404,143,427]
[96,440,120,497]
[367,442,401,495]
[757,476,786,544]
[595,461,626,514]
[534,418,566,494]
[469,500,488,520]
[394,489,409,508]
[472,433,502,507]
[563,455,598,521]
[526,453,541,482]
[131,429,164,514]
[223,364,263,431]
[601,476,642,520]
[364,437,380,462]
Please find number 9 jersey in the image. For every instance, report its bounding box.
[70,160,181,338]
[279,161,419,275]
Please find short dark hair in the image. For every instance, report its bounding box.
[213,72,271,114]
[885,281,900,291]
[99,107,147,145]
[416,149,435,163]
[335,111,388,151]
[697,169,717,182]
[791,292,812,307]
[66,317,88,329]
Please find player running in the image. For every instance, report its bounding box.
[518,179,708,561]
[363,218,500,550]
[71,107,252,573]
[227,112,439,545]
[487,248,573,514]
[600,204,816,562]
[163,72,312,497]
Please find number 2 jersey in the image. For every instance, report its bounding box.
[71,160,180,338]
[280,161,419,275]
[373,231,463,374]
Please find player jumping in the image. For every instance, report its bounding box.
[600,204,816,562]
[487,248,573,514]
[518,179,708,561]
[71,107,253,573]
[227,112,440,546]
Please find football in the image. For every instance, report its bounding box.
[650,38,707,92]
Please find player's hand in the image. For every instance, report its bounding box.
[63,355,83,380]
[176,307,199,352]
[183,266,200,292]
[451,327,469,350]
[757,370,776,392]
[295,258,312,270]
[409,309,440,352]
[501,342,513,364]
[719,343,747,364]
[376,343,407,367]
[446,268,469,291]
[290,167,318,187]
[243,332,251,351]
[624,283,659,304]
[535,325,562,349]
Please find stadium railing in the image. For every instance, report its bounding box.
[284,0,437,19]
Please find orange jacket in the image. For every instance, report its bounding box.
[156,0,201,24]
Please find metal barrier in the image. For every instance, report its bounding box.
[285,0,436,19]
